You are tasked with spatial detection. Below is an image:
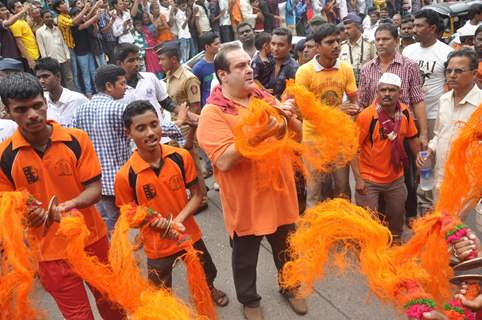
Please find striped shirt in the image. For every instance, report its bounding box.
[57,13,75,49]
[358,53,424,109]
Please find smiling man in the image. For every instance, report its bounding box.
[197,43,307,320]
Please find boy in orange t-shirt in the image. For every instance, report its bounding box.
[114,100,229,306]
[0,72,124,319]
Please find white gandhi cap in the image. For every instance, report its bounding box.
[378,72,402,88]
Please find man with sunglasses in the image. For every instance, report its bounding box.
[416,48,482,201]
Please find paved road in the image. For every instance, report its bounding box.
[34,177,403,320]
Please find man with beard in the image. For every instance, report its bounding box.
[353,73,420,244]
[237,22,257,58]
[296,23,358,206]
[399,15,416,52]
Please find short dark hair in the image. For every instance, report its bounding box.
[199,31,220,51]
[94,64,126,92]
[305,33,315,42]
[40,8,51,17]
[313,23,339,44]
[445,48,478,71]
[114,43,140,64]
[367,7,378,15]
[156,45,180,61]
[468,3,482,20]
[51,0,63,12]
[111,0,120,7]
[375,23,399,38]
[35,57,61,75]
[415,9,442,33]
[272,27,292,45]
[214,43,242,84]
[6,0,19,12]
[0,72,44,108]
[254,32,272,50]
[236,22,253,33]
[0,2,5,9]
[123,100,158,129]
[401,15,414,25]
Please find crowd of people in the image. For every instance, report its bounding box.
[0,0,482,319]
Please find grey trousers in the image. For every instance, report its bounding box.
[355,177,407,237]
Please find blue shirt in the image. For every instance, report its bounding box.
[266,56,299,99]
[192,59,215,107]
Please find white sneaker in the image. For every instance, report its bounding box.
[213,182,220,191]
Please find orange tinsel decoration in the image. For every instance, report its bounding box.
[0,191,38,320]
[280,198,434,309]
[233,81,359,189]
[56,210,197,320]
[436,104,482,215]
[112,204,217,320]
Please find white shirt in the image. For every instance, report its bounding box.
[0,119,17,142]
[363,21,378,42]
[176,10,191,39]
[194,3,212,33]
[218,0,231,26]
[112,11,135,44]
[240,0,257,28]
[428,85,482,191]
[45,87,89,126]
[36,25,70,63]
[119,72,170,120]
[403,40,454,119]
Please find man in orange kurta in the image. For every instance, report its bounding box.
[197,44,308,320]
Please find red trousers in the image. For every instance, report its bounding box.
[38,236,125,320]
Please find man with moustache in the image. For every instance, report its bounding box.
[399,15,416,52]
[353,72,420,243]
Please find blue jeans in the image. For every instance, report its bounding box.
[95,53,106,67]
[76,53,96,96]
[180,38,191,63]
[95,195,119,234]
[69,48,80,91]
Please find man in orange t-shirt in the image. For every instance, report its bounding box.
[197,43,307,320]
[0,72,124,319]
[352,73,420,241]
[114,100,229,306]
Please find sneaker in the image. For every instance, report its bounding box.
[285,297,308,315]
[213,182,220,191]
[243,305,264,320]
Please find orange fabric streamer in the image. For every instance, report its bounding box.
[436,104,482,215]
[113,204,217,320]
[280,198,434,309]
[233,81,359,189]
[0,191,39,320]
[56,210,198,320]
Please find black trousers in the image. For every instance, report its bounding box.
[404,139,418,218]
[230,224,295,307]
[147,239,217,288]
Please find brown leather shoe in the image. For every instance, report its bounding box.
[286,297,308,315]
[243,305,264,320]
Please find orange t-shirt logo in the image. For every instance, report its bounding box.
[143,184,157,200]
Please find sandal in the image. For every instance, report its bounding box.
[209,286,229,307]
[194,197,209,215]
